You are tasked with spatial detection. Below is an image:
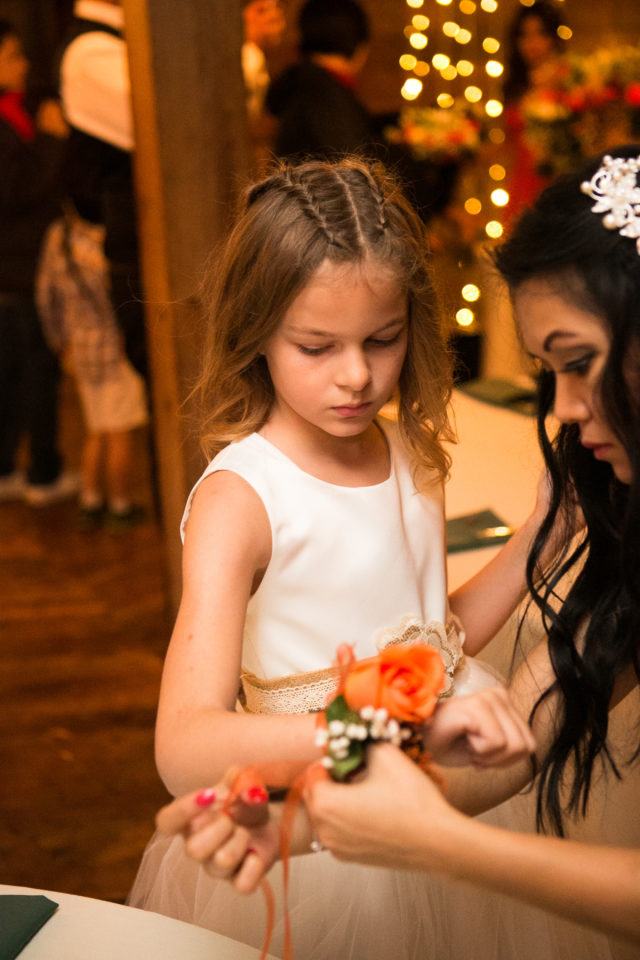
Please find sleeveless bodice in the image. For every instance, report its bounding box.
[182,419,448,679]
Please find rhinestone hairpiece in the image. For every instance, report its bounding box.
[580,154,640,254]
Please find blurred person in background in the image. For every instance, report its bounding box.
[502,1,575,228]
[0,19,77,506]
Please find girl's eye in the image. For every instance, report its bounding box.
[367,332,403,348]
[297,344,329,356]
[562,353,595,376]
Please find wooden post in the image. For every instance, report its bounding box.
[123,0,251,607]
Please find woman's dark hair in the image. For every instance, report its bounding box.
[299,0,369,60]
[494,145,640,835]
[503,1,564,103]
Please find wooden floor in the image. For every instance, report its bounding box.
[0,377,174,903]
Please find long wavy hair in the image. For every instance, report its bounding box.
[196,156,454,483]
[494,146,640,835]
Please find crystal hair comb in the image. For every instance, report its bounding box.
[580,154,640,254]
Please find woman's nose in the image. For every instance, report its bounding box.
[553,375,590,424]
[337,349,371,392]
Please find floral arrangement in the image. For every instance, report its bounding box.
[520,46,640,177]
[385,104,482,163]
[314,642,446,781]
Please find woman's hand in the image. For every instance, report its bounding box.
[156,772,281,894]
[305,744,456,870]
[423,686,536,768]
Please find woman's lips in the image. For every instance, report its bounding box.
[583,441,612,460]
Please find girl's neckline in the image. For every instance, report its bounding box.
[254,419,395,490]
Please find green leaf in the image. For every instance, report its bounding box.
[330,740,366,781]
[325,694,360,726]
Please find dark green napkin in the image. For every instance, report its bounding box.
[458,378,537,417]
[0,894,58,960]
[446,508,513,553]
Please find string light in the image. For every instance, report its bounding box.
[456,308,475,326]
[462,284,480,301]
[485,60,503,77]
[401,0,503,335]
[490,188,509,206]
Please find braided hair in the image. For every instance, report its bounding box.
[196,157,453,481]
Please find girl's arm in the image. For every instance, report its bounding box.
[154,471,321,797]
[449,469,581,656]
[306,744,640,947]
[155,681,538,892]
[442,637,558,814]
[448,510,541,657]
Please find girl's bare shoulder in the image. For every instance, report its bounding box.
[183,469,272,572]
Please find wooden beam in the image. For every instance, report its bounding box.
[123,0,251,606]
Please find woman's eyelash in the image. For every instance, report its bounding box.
[562,353,595,375]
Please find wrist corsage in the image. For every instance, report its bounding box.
[315,642,446,781]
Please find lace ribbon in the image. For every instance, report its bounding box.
[240,617,465,714]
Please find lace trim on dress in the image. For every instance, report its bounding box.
[239,617,465,714]
[240,664,343,715]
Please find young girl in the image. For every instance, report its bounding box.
[36,206,148,529]
[164,149,640,958]
[128,157,545,958]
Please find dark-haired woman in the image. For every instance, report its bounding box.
[305,147,640,954]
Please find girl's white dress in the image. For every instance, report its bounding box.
[128,419,627,959]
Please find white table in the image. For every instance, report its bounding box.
[0,884,277,960]
[442,389,544,676]
[445,388,543,591]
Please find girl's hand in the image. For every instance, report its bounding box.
[305,744,455,870]
[156,773,281,894]
[423,686,536,768]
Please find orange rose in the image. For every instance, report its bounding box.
[343,644,446,724]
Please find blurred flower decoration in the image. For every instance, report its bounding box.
[520,46,640,178]
[385,103,482,164]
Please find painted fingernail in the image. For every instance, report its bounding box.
[242,785,268,805]
[195,788,217,807]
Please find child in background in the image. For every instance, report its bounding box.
[128,157,550,959]
[36,207,148,530]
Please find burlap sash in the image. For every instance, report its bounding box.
[239,617,465,715]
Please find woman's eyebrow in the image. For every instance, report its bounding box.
[542,330,578,352]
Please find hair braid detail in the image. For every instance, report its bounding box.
[246,164,339,246]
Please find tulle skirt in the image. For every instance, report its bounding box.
[128,662,637,959]
[127,790,620,960]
